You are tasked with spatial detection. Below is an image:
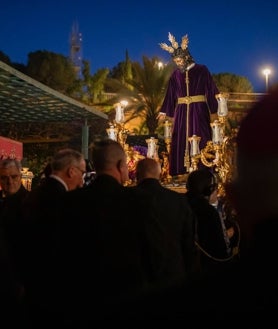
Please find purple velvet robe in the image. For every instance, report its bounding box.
[160,64,219,176]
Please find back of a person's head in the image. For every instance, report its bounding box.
[234,86,278,222]
[237,86,278,160]
[186,169,216,197]
[233,87,278,254]
[237,87,278,178]
[91,139,125,173]
[136,158,161,183]
[41,162,52,178]
[51,148,83,172]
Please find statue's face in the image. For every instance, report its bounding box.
[172,49,194,72]
[173,56,186,72]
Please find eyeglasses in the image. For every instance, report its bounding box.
[73,166,87,177]
[0,174,21,182]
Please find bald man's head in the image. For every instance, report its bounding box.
[136,158,161,183]
[92,139,129,184]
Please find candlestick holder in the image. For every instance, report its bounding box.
[200,125,237,197]
[188,92,237,196]
[21,167,34,191]
[107,101,130,148]
[117,123,129,148]
[162,120,172,180]
[187,135,201,171]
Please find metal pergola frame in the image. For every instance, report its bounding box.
[0,60,108,157]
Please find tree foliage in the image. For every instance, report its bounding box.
[26,50,77,94]
[0,51,11,65]
[106,56,174,134]
[109,50,133,88]
[213,73,253,93]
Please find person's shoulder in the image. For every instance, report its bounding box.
[8,185,30,203]
[38,176,65,191]
[124,185,157,209]
[171,69,183,78]
[65,185,90,201]
[193,63,209,71]
[18,184,30,196]
[125,185,149,198]
[161,184,181,194]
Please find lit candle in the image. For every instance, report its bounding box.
[107,125,118,141]
[217,95,228,117]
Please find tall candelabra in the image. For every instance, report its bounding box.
[182,93,236,196]
[163,120,172,154]
[188,135,201,172]
[106,101,129,148]
[201,93,236,196]
[159,120,172,182]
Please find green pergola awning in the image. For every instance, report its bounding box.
[0,60,108,123]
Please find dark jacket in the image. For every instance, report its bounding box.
[0,184,29,278]
[57,174,186,323]
[186,191,230,274]
[20,177,69,327]
[134,178,196,275]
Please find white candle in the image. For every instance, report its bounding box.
[217,97,228,116]
[192,139,197,156]
[190,135,200,156]
[164,120,171,138]
[147,137,157,158]
[115,104,124,123]
[212,125,221,143]
[107,126,117,141]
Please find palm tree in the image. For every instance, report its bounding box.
[106,56,174,135]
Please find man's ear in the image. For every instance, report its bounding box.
[116,159,123,172]
[67,166,75,178]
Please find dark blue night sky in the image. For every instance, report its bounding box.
[1,0,277,92]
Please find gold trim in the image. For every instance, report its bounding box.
[178,95,206,105]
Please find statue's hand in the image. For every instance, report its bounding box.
[157,112,166,120]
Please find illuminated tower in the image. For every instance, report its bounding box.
[69,21,82,78]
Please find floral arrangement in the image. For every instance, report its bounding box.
[127,145,148,182]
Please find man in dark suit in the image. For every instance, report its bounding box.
[21,148,86,328]
[0,158,29,326]
[0,158,29,259]
[57,139,186,326]
[134,157,196,277]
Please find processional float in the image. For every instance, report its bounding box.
[106,94,237,195]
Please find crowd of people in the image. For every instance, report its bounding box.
[1,87,278,327]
